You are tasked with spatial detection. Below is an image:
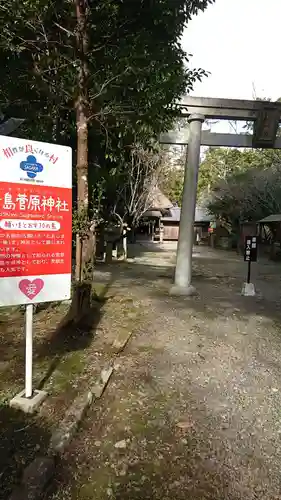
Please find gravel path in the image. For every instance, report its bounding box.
[49,245,281,500]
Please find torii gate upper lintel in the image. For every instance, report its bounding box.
[165,96,281,296]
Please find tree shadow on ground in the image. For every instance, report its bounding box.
[41,247,281,500]
[33,301,62,315]
[0,309,25,363]
[118,253,281,380]
[104,250,281,323]
[148,270,281,323]
[111,453,236,500]
[110,403,237,500]
[94,261,176,287]
[127,240,169,259]
[36,280,113,390]
[45,369,249,500]
[0,405,51,500]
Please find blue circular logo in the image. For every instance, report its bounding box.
[20,155,43,179]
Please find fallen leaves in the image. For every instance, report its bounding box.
[176,419,194,430]
[114,439,128,449]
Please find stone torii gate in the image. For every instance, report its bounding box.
[161,96,281,296]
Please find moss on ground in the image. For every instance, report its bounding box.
[0,277,150,499]
[48,352,86,392]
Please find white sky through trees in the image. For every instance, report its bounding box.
[182,0,281,132]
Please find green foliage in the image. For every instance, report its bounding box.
[205,147,281,225]
[72,207,91,239]
[160,166,184,206]
[198,147,271,196]
[0,0,212,132]
[72,180,105,237]
[0,0,214,225]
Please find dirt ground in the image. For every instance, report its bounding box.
[0,285,118,498]
[39,243,281,500]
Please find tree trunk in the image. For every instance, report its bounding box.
[123,226,128,260]
[68,0,93,322]
[75,0,89,280]
[96,225,105,261]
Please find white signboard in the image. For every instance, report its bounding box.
[0,135,72,306]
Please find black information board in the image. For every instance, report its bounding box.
[244,236,257,263]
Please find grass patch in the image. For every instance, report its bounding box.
[47,351,87,392]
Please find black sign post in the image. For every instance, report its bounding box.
[244,236,257,284]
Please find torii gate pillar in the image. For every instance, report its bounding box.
[170,114,204,296]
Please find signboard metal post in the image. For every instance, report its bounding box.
[247,259,251,285]
[25,304,33,398]
[0,135,72,412]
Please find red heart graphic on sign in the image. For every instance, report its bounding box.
[19,279,44,299]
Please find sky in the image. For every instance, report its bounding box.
[181,0,281,133]
[182,0,281,101]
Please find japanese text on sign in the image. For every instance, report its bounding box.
[1,192,69,212]
[0,182,72,279]
[2,143,58,164]
[244,236,258,262]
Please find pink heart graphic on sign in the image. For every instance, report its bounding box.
[19,279,44,299]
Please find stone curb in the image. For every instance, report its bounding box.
[9,317,134,500]
[112,330,132,353]
[49,365,114,455]
[9,364,114,500]
[92,366,114,398]
[48,390,94,455]
[9,457,55,500]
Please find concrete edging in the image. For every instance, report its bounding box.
[9,365,114,500]
[9,318,133,500]
[112,330,132,353]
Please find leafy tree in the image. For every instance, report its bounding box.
[160,163,184,206]
[0,0,214,313]
[0,0,213,140]
[197,147,273,197]
[207,148,281,227]
[111,144,166,227]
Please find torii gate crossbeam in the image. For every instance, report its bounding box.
[161,131,281,149]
